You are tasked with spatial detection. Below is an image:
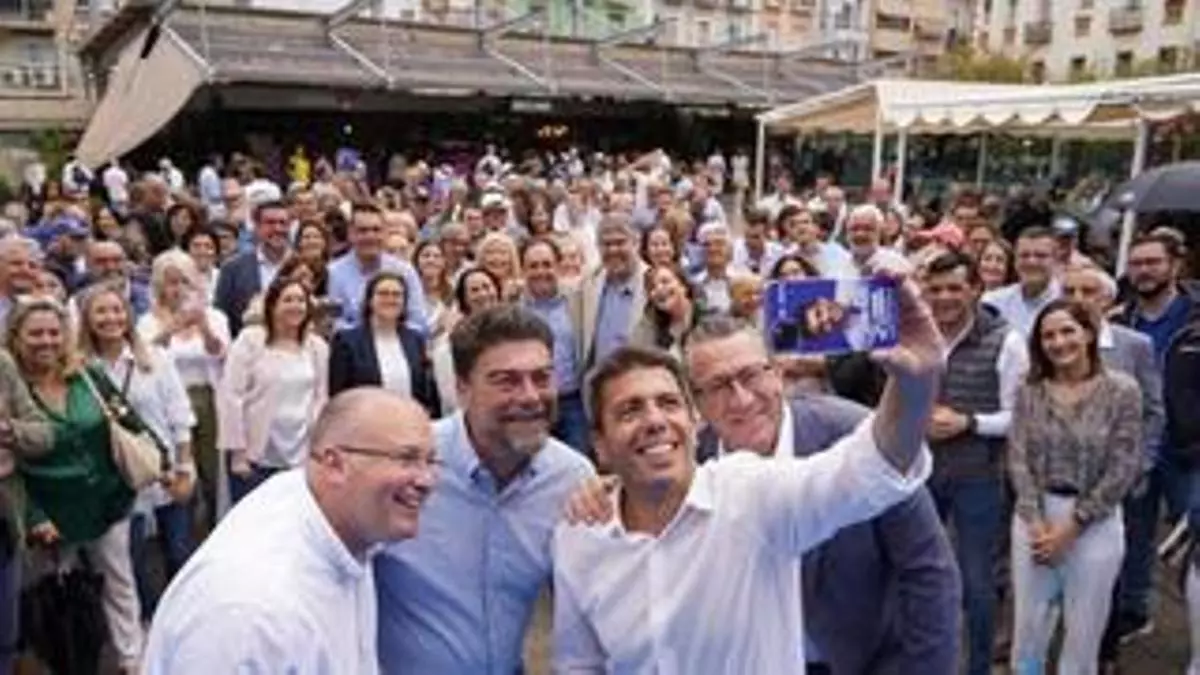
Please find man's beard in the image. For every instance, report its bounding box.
[1134,279,1170,300]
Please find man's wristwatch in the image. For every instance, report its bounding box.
[965,414,979,435]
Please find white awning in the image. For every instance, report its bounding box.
[758,73,1200,138]
[75,25,209,168]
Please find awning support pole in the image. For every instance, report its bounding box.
[1049,134,1063,177]
[1116,118,1150,277]
[870,112,884,181]
[893,129,907,205]
[753,119,766,204]
[975,133,988,188]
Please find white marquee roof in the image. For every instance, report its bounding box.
[758,73,1200,138]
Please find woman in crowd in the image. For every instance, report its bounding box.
[524,191,555,240]
[1009,299,1143,674]
[642,225,679,269]
[659,207,698,275]
[477,232,522,301]
[180,225,221,303]
[979,239,1016,292]
[77,282,196,617]
[217,276,328,504]
[8,298,144,673]
[414,240,452,336]
[431,267,502,414]
[555,234,585,286]
[328,272,438,414]
[136,250,229,529]
[93,204,124,241]
[166,203,203,249]
[964,221,999,259]
[631,264,699,358]
[293,219,331,296]
[770,252,820,282]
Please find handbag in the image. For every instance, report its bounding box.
[19,551,108,675]
[80,365,167,490]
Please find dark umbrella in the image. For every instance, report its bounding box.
[1103,161,1200,213]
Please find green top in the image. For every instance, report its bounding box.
[22,369,134,545]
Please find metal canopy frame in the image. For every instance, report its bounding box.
[592,19,670,96]
[478,9,553,92]
[696,32,771,102]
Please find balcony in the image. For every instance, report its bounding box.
[728,0,751,12]
[914,18,947,41]
[1109,6,1143,34]
[0,0,55,30]
[1023,19,1051,45]
[0,60,67,95]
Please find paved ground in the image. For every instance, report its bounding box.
[521,565,1193,675]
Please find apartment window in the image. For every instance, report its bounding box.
[1165,0,1184,25]
[1074,15,1090,36]
[696,19,711,44]
[1003,26,1016,45]
[1115,50,1134,76]
[876,12,911,31]
[607,10,625,27]
[1070,56,1087,78]
[1159,46,1180,70]
[1030,60,1046,82]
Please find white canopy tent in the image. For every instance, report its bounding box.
[755,73,1200,273]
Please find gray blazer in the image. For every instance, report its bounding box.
[696,393,961,674]
[1101,322,1165,463]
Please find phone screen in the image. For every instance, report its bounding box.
[764,277,900,356]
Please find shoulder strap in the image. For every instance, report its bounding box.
[78,368,117,421]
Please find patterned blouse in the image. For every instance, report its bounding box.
[1008,370,1144,528]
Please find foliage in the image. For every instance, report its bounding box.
[29,128,71,177]
[930,46,1028,83]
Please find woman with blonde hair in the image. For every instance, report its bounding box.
[8,298,145,673]
[78,282,196,618]
[137,250,229,530]
[476,231,523,301]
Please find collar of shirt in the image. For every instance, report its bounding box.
[715,403,794,460]
[1098,320,1115,349]
[442,411,543,489]
[944,314,978,356]
[296,471,372,581]
[256,247,283,272]
[524,291,565,309]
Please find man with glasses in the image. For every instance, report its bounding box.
[555,271,948,672]
[144,389,436,674]
[981,226,1061,339]
[375,305,594,674]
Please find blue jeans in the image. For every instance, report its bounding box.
[1119,455,1196,620]
[553,391,591,460]
[129,501,194,619]
[228,458,281,505]
[931,476,1003,675]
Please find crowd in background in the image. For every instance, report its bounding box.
[0,140,1194,674]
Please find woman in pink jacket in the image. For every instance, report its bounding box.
[217,276,328,504]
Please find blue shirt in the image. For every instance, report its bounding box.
[1130,292,1192,363]
[326,251,429,335]
[524,294,581,395]
[375,413,594,675]
[592,278,636,366]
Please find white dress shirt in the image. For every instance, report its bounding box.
[144,469,380,675]
[552,416,931,673]
[981,279,1062,340]
[943,317,1029,437]
[373,331,412,398]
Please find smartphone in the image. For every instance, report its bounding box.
[764,277,900,356]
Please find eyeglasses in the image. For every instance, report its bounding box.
[336,445,443,473]
[693,362,774,401]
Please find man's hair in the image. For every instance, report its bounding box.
[1016,225,1055,243]
[252,200,288,223]
[519,236,561,263]
[450,304,553,380]
[1130,231,1183,260]
[684,314,756,354]
[350,201,384,222]
[924,251,981,287]
[595,211,635,243]
[585,345,693,431]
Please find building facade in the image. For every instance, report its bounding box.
[979,0,1199,82]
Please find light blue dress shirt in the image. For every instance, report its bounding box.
[375,412,594,675]
[524,294,581,395]
[326,251,429,335]
[591,279,635,367]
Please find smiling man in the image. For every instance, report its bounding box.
[553,271,944,673]
[144,389,435,674]
[375,305,594,674]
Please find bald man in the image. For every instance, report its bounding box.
[143,389,436,675]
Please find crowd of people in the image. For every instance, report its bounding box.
[0,142,1194,674]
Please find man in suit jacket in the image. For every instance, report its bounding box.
[1064,265,1166,664]
[580,212,647,370]
[688,316,960,675]
[214,200,292,337]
